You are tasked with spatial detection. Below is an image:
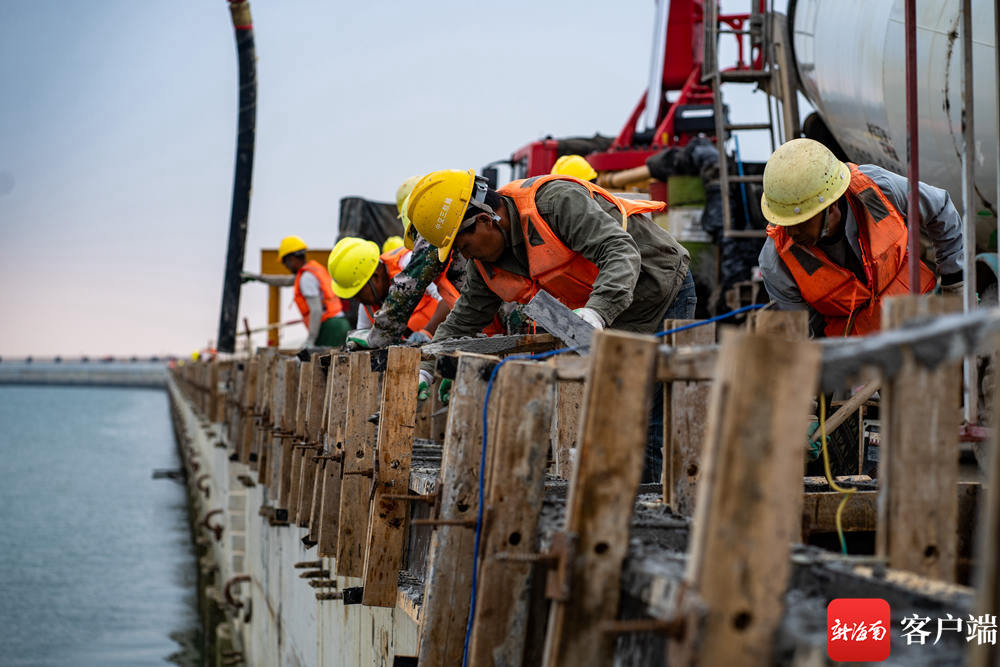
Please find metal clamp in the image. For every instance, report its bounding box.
[494,531,576,602]
[224,574,251,609]
[195,474,212,498]
[200,509,225,542]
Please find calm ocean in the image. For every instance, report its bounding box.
[0,383,200,666]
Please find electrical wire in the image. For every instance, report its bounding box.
[819,394,857,555]
[656,302,767,338]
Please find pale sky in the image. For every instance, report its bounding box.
[0,1,777,357]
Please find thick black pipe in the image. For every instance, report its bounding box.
[216,0,257,353]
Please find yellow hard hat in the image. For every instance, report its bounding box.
[278,235,308,261]
[400,192,418,250]
[191,350,201,362]
[406,169,478,262]
[382,236,405,254]
[327,237,381,298]
[396,175,422,217]
[551,154,597,181]
[760,138,850,227]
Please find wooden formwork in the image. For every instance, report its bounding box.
[170,295,996,666]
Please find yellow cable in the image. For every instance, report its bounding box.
[820,395,856,554]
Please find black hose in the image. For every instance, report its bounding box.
[216,1,257,353]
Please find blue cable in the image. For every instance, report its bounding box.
[656,302,766,338]
[460,303,764,665]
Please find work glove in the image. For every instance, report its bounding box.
[439,378,452,405]
[941,280,964,297]
[417,369,434,402]
[346,329,374,351]
[806,422,821,461]
[407,329,432,344]
[573,307,605,330]
[240,271,257,284]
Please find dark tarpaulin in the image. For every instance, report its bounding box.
[556,134,613,157]
[336,196,405,328]
[337,196,404,246]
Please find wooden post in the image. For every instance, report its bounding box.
[542,331,659,667]
[672,329,820,666]
[288,359,312,520]
[362,346,420,606]
[970,343,1000,667]
[277,358,300,511]
[266,358,286,490]
[336,352,380,577]
[748,309,809,339]
[468,361,555,667]
[308,353,336,540]
[662,319,716,515]
[238,359,259,463]
[551,378,584,479]
[318,355,350,558]
[877,295,961,581]
[418,353,497,667]
[254,350,277,479]
[297,352,328,526]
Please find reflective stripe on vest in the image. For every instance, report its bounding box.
[294,260,343,329]
[474,174,666,309]
[380,248,440,333]
[766,163,936,337]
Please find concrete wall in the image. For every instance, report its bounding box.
[169,377,418,666]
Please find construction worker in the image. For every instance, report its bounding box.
[328,237,450,346]
[550,154,597,182]
[240,236,349,347]
[758,138,964,337]
[407,169,695,481]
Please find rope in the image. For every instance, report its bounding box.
[819,394,857,554]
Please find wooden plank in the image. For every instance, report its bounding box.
[308,354,337,540]
[672,329,820,666]
[336,352,380,577]
[362,346,421,606]
[267,358,286,491]
[238,359,259,463]
[469,361,555,667]
[418,353,497,667]
[297,353,328,526]
[277,358,300,511]
[542,330,659,667]
[318,355,350,558]
[662,319,715,515]
[970,339,1000,667]
[877,295,961,582]
[655,345,718,382]
[551,367,584,479]
[748,308,809,339]
[802,491,878,535]
[288,359,312,521]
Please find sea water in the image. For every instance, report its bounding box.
[0,384,199,666]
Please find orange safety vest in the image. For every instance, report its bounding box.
[294,260,343,330]
[474,175,666,309]
[766,163,936,337]
[374,248,440,333]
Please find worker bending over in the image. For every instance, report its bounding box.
[341,176,464,350]
[407,169,695,481]
[328,237,451,345]
[759,138,964,337]
[550,154,597,182]
[241,236,348,347]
